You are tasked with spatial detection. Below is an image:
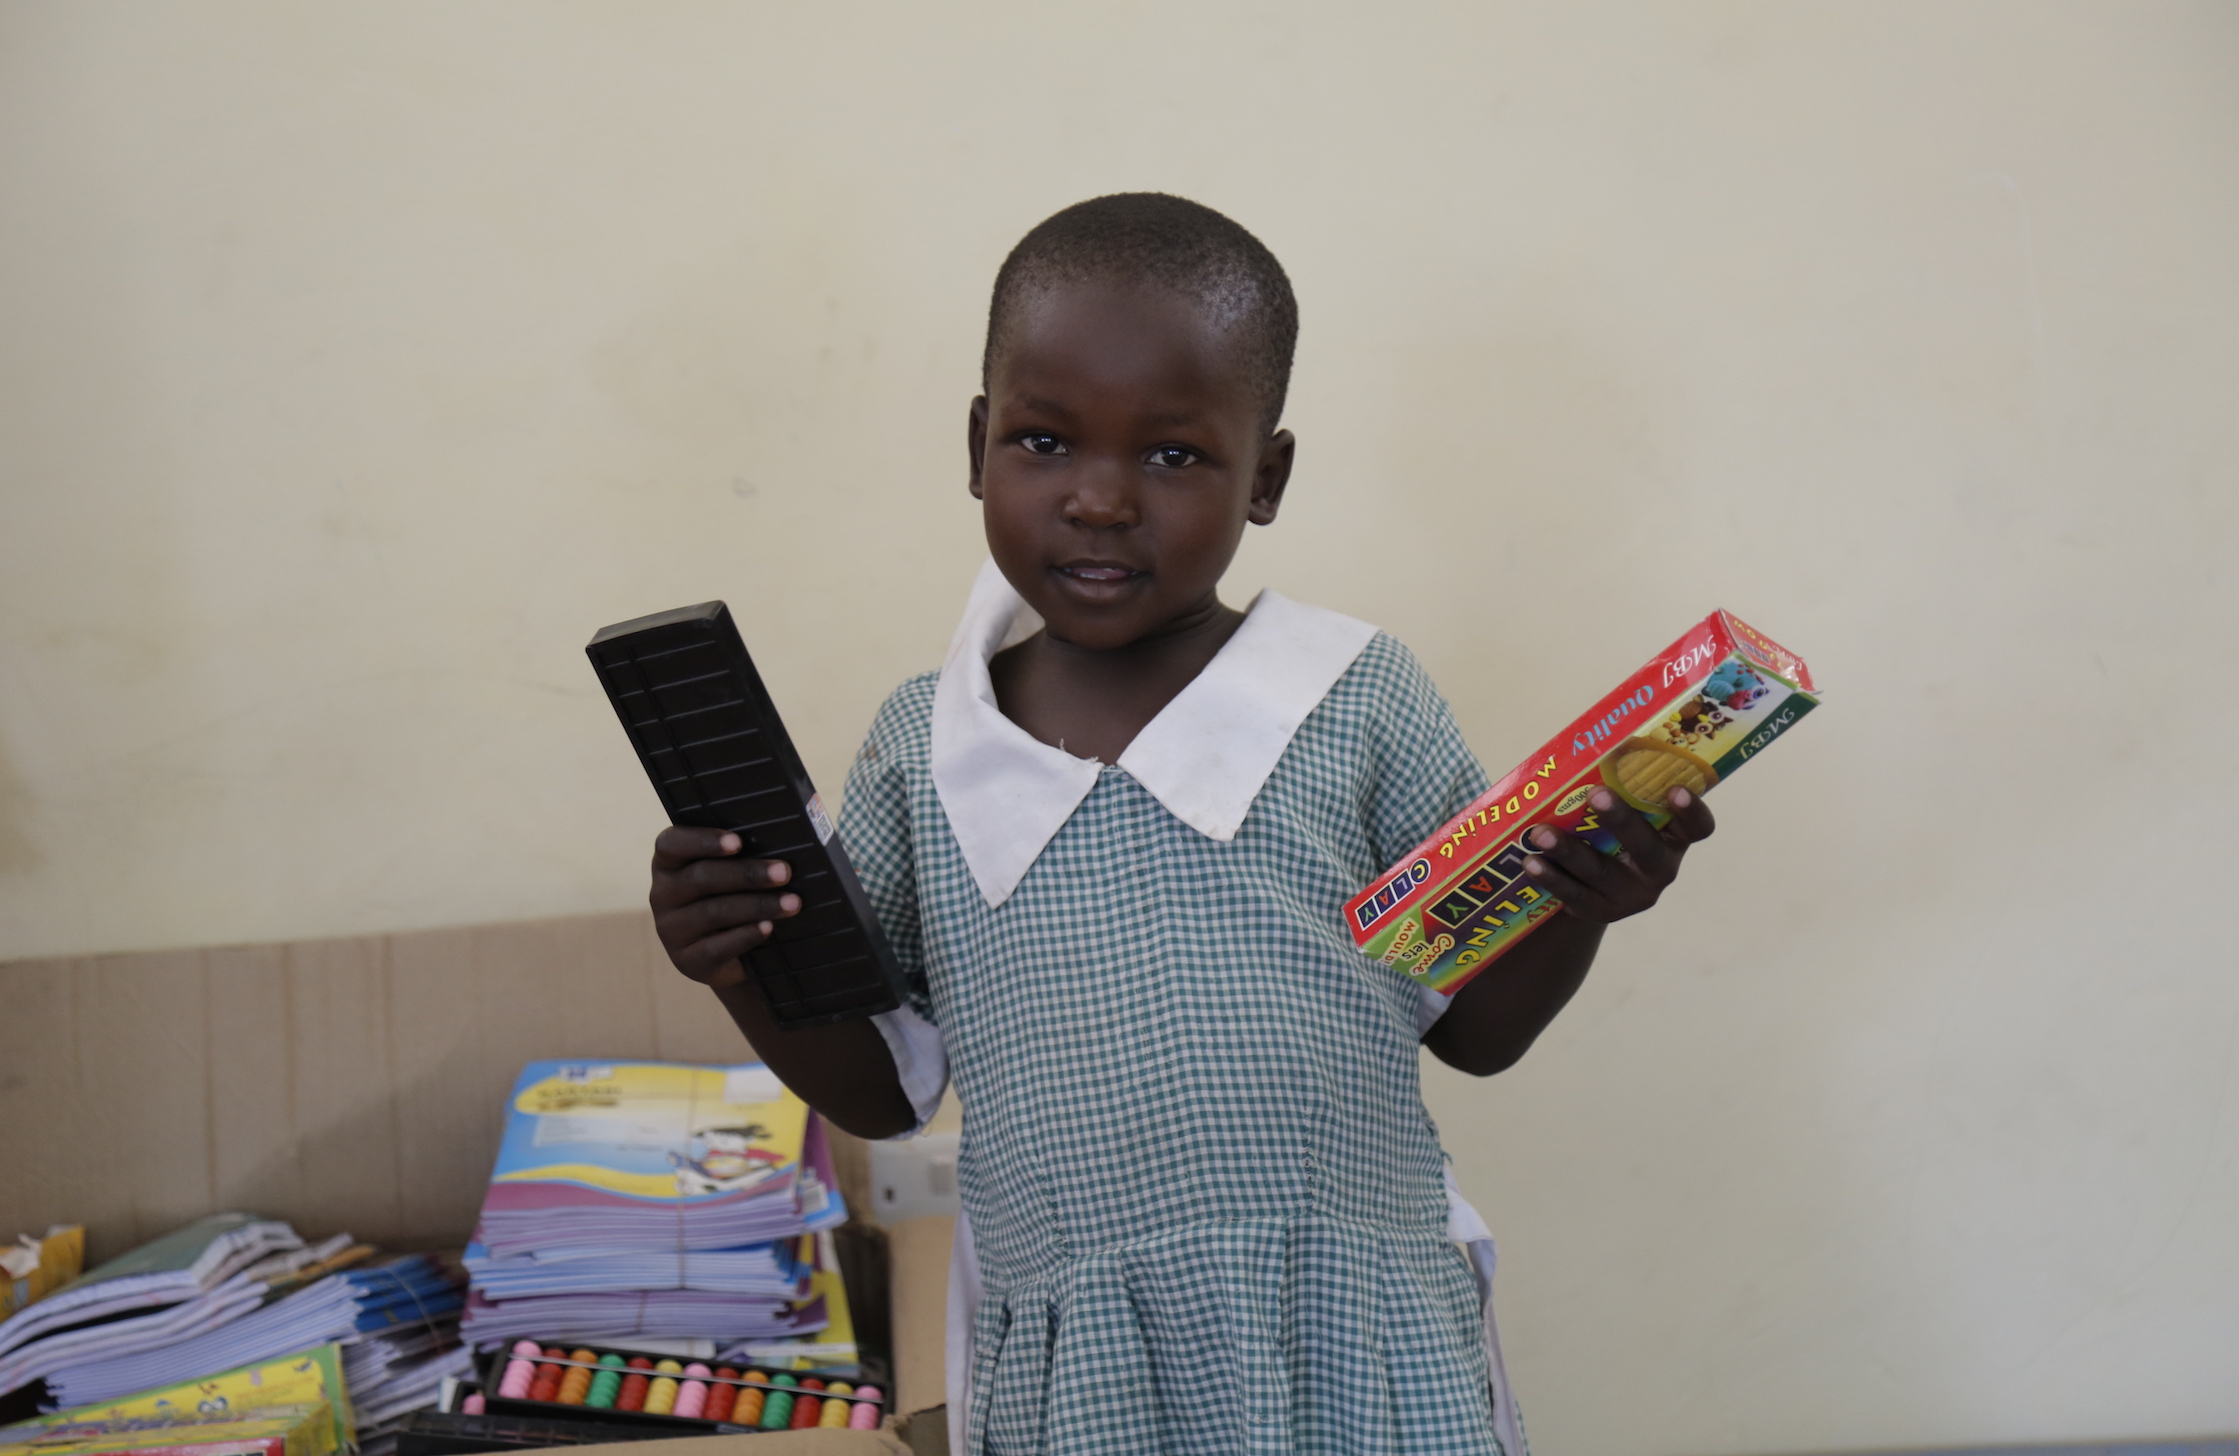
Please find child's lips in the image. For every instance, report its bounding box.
[1054,560,1146,585]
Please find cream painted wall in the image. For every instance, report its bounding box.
[3,3,2235,1451]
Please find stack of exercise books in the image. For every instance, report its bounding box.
[0,1215,306,1401]
[459,1060,845,1349]
[0,1214,468,1441]
[341,1334,474,1456]
[45,1252,463,1408]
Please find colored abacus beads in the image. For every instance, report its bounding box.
[528,1347,568,1403]
[585,1354,625,1409]
[732,1372,769,1428]
[759,1374,797,1430]
[673,1362,711,1419]
[491,1342,886,1436]
[615,1356,654,1412]
[497,1340,540,1399]
[643,1358,683,1415]
[556,1349,597,1405]
[702,1366,739,1423]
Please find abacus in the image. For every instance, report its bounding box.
[588,601,912,1027]
[485,1340,886,1434]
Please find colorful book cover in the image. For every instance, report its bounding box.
[2,1347,353,1456]
[0,1403,336,1456]
[486,1061,810,1209]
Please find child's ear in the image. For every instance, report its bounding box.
[1248,428,1295,526]
[967,396,990,500]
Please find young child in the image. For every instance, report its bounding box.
[648,194,1715,1456]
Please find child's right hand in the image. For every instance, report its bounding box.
[649,827,801,989]
[649,824,916,1139]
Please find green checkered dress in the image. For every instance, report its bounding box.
[840,634,1504,1456]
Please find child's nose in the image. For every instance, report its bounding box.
[1063,461,1141,529]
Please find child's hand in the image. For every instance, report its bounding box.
[1520,787,1716,924]
[649,827,801,988]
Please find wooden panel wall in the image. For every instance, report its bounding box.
[0,911,869,1264]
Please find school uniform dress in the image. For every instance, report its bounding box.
[839,561,1529,1456]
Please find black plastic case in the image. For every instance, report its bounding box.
[587,602,909,1027]
[396,1408,715,1455]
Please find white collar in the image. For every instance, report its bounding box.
[930,558,1379,908]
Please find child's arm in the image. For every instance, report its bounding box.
[1421,786,1716,1076]
[650,825,919,1138]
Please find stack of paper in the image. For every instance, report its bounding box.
[465,1239,808,1298]
[456,1286,828,1348]
[459,1060,844,1347]
[0,1216,306,1401]
[44,1255,465,1409]
[343,1337,473,1455]
[716,1234,865,1373]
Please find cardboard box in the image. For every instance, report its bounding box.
[1346,611,1818,994]
[0,912,874,1267]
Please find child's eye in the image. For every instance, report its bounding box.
[1147,445,1201,470]
[1018,434,1067,456]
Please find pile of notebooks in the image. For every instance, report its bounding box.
[0,1215,302,1400]
[0,1345,355,1456]
[460,1060,846,1349]
[344,1335,475,1456]
[0,1213,467,1446]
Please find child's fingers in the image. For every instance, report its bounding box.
[653,826,798,882]
[675,855,792,898]
[1526,822,1611,885]
[1660,787,1717,846]
[1519,842,1615,920]
[651,854,793,909]
[664,890,801,945]
[653,824,742,870]
[1593,792,1682,881]
[671,924,768,986]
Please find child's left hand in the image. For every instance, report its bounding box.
[1520,786,1716,923]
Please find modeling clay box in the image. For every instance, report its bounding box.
[1346,611,1818,995]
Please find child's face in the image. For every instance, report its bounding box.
[969,279,1293,651]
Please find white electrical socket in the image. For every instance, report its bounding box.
[867,1132,961,1223]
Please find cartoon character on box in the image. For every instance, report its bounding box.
[1707,660,1769,710]
[1666,660,1772,749]
[670,1123,783,1196]
[1665,695,1731,748]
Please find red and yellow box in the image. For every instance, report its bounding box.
[1346,611,1819,994]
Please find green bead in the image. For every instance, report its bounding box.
[584,1353,626,1409]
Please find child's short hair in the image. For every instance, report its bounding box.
[983,193,1299,436]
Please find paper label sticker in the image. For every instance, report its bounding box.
[805,792,835,845]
